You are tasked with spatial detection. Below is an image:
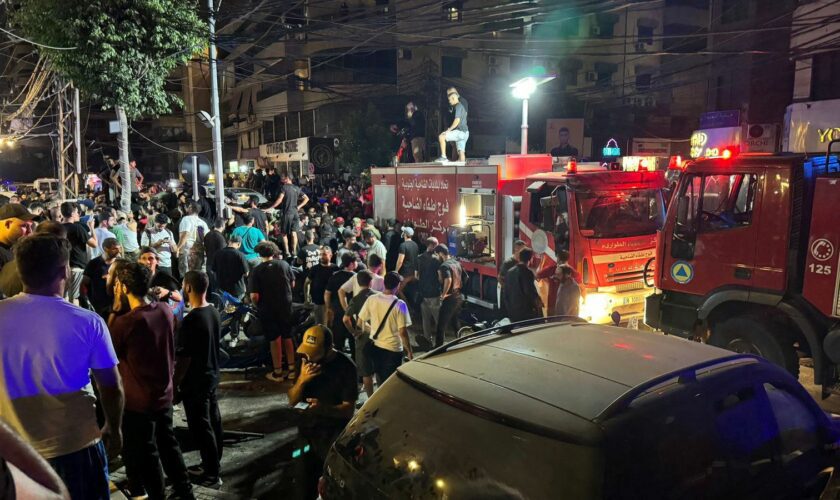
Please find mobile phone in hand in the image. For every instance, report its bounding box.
[294,401,310,411]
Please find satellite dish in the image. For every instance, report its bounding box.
[531,229,549,255]
[180,154,212,185]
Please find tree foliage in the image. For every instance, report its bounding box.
[11,0,206,119]
[337,103,393,174]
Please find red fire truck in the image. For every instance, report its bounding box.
[644,148,840,391]
[519,161,667,324]
[371,155,668,324]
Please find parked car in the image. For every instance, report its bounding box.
[322,318,840,499]
[204,186,269,206]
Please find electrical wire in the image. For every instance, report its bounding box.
[0,26,76,51]
[129,125,215,154]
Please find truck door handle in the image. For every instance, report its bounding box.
[734,268,752,280]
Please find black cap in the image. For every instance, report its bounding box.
[0,204,35,221]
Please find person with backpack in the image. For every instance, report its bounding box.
[177,202,210,278]
[357,272,413,384]
[342,270,378,397]
[433,245,464,348]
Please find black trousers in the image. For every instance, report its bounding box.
[332,313,355,359]
[182,389,223,478]
[435,293,464,347]
[369,343,403,384]
[122,408,192,500]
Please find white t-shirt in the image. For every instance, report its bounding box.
[357,293,411,352]
[178,215,209,249]
[141,228,175,268]
[368,239,387,262]
[340,272,385,296]
[0,294,118,459]
[91,227,116,259]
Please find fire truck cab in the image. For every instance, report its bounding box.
[520,162,667,324]
[645,150,840,389]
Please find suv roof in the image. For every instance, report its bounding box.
[398,320,753,444]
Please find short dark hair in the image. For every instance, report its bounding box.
[361,229,374,240]
[356,270,374,288]
[433,244,449,256]
[340,252,355,269]
[59,201,78,218]
[305,229,315,242]
[514,240,526,248]
[559,127,570,134]
[188,201,201,214]
[241,212,254,225]
[228,234,242,244]
[557,249,570,262]
[15,234,70,289]
[35,221,67,238]
[248,195,260,206]
[384,271,402,290]
[343,229,355,240]
[519,247,534,263]
[213,218,226,230]
[139,246,157,257]
[558,264,573,277]
[367,253,382,269]
[102,237,120,250]
[116,262,152,297]
[184,270,210,295]
[255,240,280,258]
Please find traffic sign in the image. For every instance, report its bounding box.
[181,154,212,184]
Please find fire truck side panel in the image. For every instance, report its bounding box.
[395,166,458,242]
[803,177,840,319]
[751,166,792,292]
[371,168,397,223]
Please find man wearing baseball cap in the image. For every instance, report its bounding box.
[0,204,35,269]
[288,325,357,497]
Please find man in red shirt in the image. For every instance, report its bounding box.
[109,263,194,499]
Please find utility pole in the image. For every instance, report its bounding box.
[208,0,225,215]
[56,82,66,201]
[73,87,82,196]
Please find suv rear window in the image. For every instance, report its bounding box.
[329,374,602,499]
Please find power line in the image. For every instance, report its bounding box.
[0,26,76,51]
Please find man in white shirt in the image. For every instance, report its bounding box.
[338,253,385,312]
[91,208,117,259]
[357,272,413,384]
[112,211,140,261]
[0,234,124,500]
[178,202,209,277]
[140,213,177,276]
[363,230,387,274]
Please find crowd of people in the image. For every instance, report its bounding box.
[0,166,498,499]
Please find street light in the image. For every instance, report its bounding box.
[511,75,556,155]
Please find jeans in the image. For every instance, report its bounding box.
[421,297,440,342]
[369,344,403,384]
[47,441,110,500]
[182,389,223,478]
[122,408,193,499]
[435,293,464,347]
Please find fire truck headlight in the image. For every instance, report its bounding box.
[579,293,613,323]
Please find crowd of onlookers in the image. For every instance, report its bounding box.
[0,167,481,499]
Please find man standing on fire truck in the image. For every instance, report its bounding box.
[436,90,469,163]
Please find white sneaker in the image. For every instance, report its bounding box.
[435,156,449,163]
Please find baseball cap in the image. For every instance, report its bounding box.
[0,204,35,221]
[297,325,334,360]
[335,216,345,225]
[402,226,414,237]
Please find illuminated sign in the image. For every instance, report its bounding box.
[689,127,741,158]
[602,138,621,157]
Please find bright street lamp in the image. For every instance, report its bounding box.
[511,75,556,155]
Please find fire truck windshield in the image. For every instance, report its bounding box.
[576,188,664,238]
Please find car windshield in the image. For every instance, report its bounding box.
[576,188,664,238]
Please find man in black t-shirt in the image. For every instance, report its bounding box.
[394,226,419,277]
[434,245,465,348]
[417,237,442,345]
[60,201,97,304]
[82,237,122,318]
[0,204,34,270]
[324,253,357,356]
[175,271,223,488]
[289,325,357,498]
[297,230,321,270]
[212,235,249,298]
[267,175,310,257]
[203,219,227,273]
[305,246,336,324]
[249,241,297,382]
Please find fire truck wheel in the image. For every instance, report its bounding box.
[709,316,799,378]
